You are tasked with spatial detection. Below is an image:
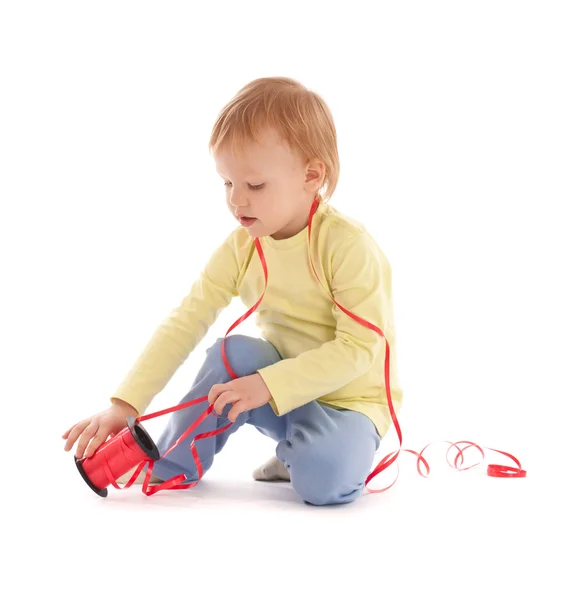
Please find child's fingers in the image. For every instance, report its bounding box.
[62,426,74,440]
[83,428,110,458]
[214,392,237,416]
[62,422,81,439]
[75,422,99,459]
[227,403,246,423]
[63,420,89,452]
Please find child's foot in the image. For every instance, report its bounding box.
[116,465,164,485]
[252,456,290,482]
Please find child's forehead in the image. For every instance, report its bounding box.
[214,151,277,177]
[214,145,298,177]
[214,128,294,169]
[215,154,259,170]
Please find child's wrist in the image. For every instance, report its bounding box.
[111,397,139,417]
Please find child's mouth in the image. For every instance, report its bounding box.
[240,217,257,226]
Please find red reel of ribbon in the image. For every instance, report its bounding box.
[74,416,160,497]
[74,398,233,497]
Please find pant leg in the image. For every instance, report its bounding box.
[276,403,381,506]
[151,334,286,483]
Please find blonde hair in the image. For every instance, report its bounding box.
[208,77,340,203]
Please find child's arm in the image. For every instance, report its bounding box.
[257,231,394,416]
[62,230,241,458]
[108,230,241,416]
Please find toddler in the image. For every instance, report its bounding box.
[62,76,403,505]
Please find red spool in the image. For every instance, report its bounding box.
[75,416,160,497]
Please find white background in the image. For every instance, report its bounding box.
[1,1,560,599]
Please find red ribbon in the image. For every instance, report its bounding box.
[83,194,526,496]
[79,422,150,491]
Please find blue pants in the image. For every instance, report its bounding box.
[151,334,381,505]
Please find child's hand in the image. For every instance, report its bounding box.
[62,398,138,459]
[208,373,272,423]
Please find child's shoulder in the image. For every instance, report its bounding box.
[319,205,393,279]
[319,203,379,250]
[321,202,366,234]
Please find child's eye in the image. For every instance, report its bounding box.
[223,182,264,191]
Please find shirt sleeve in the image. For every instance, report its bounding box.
[110,230,240,415]
[257,231,393,416]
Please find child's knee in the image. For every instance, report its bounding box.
[293,468,363,506]
[206,334,282,377]
[279,441,364,506]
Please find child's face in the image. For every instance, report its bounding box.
[214,126,323,240]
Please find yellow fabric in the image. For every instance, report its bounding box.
[111,202,403,439]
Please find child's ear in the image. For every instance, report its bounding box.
[304,159,326,192]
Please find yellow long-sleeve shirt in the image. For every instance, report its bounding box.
[111,201,403,439]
